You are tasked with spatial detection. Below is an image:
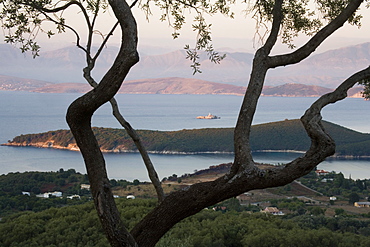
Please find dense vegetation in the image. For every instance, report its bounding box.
[1,198,370,247]
[1,170,370,246]
[0,169,88,217]
[299,171,370,202]
[157,210,370,247]
[0,169,88,196]
[6,120,370,156]
[0,170,140,217]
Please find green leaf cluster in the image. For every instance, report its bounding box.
[248,0,364,49]
[359,79,370,99]
[0,0,54,57]
[142,0,234,73]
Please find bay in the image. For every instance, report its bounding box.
[0,91,369,180]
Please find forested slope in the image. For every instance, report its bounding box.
[1,198,370,247]
[4,120,370,156]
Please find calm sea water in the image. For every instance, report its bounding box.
[0,91,369,180]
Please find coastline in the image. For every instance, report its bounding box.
[3,142,370,159]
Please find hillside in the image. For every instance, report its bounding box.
[3,119,370,157]
[1,42,370,87]
[262,83,332,97]
[0,74,52,91]
[0,75,364,97]
[1,194,370,247]
[30,77,247,95]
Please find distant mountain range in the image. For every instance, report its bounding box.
[1,42,369,87]
[30,77,246,95]
[261,83,363,98]
[0,75,364,97]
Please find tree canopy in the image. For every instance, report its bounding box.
[2,198,370,247]
[2,0,370,246]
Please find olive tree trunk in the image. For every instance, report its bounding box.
[66,0,139,246]
[66,0,368,247]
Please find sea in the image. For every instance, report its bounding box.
[0,91,369,181]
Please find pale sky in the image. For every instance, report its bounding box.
[1,1,369,54]
[135,6,370,54]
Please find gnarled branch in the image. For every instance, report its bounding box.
[130,1,366,246]
[231,0,284,176]
[131,65,370,247]
[268,0,363,68]
[82,70,165,202]
[66,0,139,246]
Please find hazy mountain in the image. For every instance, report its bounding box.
[30,77,246,95]
[2,75,363,97]
[0,45,117,83]
[262,83,332,97]
[0,74,52,91]
[129,50,253,85]
[267,42,370,88]
[261,83,363,97]
[30,82,90,94]
[0,42,369,87]
[118,77,246,95]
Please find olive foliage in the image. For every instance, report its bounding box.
[2,0,370,246]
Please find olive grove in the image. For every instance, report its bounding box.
[1,0,370,246]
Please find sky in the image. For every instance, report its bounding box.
[1,1,369,55]
[132,2,370,54]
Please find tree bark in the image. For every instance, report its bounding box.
[130,1,366,246]
[130,65,370,247]
[65,0,367,246]
[79,0,164,202]
[83,60,164,203]
[66,0,139,246]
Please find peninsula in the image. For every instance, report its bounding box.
[3,119,370,157]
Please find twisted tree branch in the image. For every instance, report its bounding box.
[131,65,370,247]
[66,0,140,246]
[82,70,165,202]
[231,0,283,175]
[268,0,363,68]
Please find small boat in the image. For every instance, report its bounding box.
[196,113,220,119]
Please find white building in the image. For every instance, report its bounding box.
[262,207,284,215]
[67,194,81,199]
[36,191,62,198]
[80,184,90,190]
[354,202,370,208]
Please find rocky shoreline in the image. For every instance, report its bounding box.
[3,141,370,159]
[1,141,233,154]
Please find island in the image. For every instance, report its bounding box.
[196,113,221,119]
[3,119,370,157]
